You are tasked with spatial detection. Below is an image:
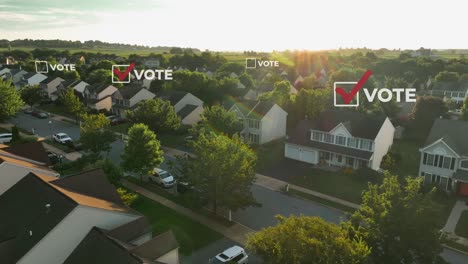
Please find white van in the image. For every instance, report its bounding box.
[0,133,12,144]
[211,246,248,264]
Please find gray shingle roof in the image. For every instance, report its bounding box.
[2,141,51,165]
[118,84,145,99]
[106,217,151,243]
[423,119,468,156]
[177,104,198,119]
[130,230,178,261]
[160,91,187,105]
[86,83,109,94]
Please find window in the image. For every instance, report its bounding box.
[361,140,370,151]
[427,154,434,166]
[423,153,428,164]
[248,119,260,129]
[336,135,346,146]
[336,154,343,163]
[434,155,439,167]
[443,157,451,169]
[320,151,330,160]
[346,157,354,167]
[324,133,334,143]
[249,133,259,144]
[359,160,368,168]
[438,155,444,168]
[347,138,358,148]
[461,160,468,169]
[312,131,323,141]
[232,253,245,262]
[451,158,456,170]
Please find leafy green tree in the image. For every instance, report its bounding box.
[192,105,242,137]
[183,133,257,214]
[0,78,24,121]
[63,70,80,80]
[11,126,21,143]
[302,75,320,89]
[462,96,468,121]
[247,215,370,264]
[121,123,164,182]
[100,158,123,185]
[215,62,244,79]
[410,96,448,132]
[343,173,446,264]
[259,80,291,107]
[20,85,42,110]
[126,98,180,133]
[86,69,113,85]
[60,89,86,122]
[79,113,116,157]
[239,72,254,88]
[117,188,139,206]
[94,60,115,70]
[434,71,459,82]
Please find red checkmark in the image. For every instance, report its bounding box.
[113,63,136,81]
[335,70,373,104]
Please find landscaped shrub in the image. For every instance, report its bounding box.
[381,153,396,170]
[342,167,356,176]
[117,188,139,206]
[356,167,380,183]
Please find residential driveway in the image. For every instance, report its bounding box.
[441,248,468,264]
[180,237,262,264]
[10,113,80,140]
[233,185,346,230]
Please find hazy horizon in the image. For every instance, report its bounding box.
[1,0,467,52]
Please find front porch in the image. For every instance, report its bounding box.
[318,151,370,170]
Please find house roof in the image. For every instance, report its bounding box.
[2,141,51,165]
[63,227,145,264]
[431,81,468,91]
[177,104,198,119]
[257,82,274,92]
[61,79,80,88]
[22,72,37,79]
[106,217,152,243]
[50,169,126,206]
[0,154,56,174]
[303,110,387,140]
[131,230,178,261]
[423,119,468,156]
[0,173,77,263]
[118,84,145,99]
[86,83,110,94]
[39,76,54,84]
[246,101,275,119]
[160,90,187,105]
[287,119,374,160]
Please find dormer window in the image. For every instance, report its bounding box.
[336,135,346,146]
[312,131,323,141]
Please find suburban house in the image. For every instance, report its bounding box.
[0,168,180,264]
[160,91,204,125]
[285,110,395,170]
[72,80,90,97]
[228,100,288,144]
[39,77,65,100]
[0,141,52,166]
[56,79,82,96]
[8,69,28,85]
[111,84,156,118]
[0,150,59,195]
[83,83,118,111]
[22,72,48,86]
[418,119,468,195]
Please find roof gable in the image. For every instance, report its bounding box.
[423,119,468,156]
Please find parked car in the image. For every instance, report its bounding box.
[0,133,13,144]
[32,111,49,119]
[24,108,33,114]
[210,246,249,264]
[53,133,72,144]
[110,117,127,126]
[149,168,176,188]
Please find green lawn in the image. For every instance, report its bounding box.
[289,169,368,204]
[455,211,468,238]
[158,133,188,149]
[255,140,284,171]
[109,123,132,135]
[387,139,421,177]
[131,195,223,255]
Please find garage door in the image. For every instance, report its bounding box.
[284,144,318,164]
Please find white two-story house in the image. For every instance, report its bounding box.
[285,110,395,170]
[228,100,288,145]
[111,84,156,118]
[418,119,468,195]
[39,77,65,101]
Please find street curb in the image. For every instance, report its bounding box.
[282,188,352,214]
[442,244,468,256]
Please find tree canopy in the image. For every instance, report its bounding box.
[79,113,115,157]
[20,85,42,109]
[247,215,370,264]
[192,105,242,137]
[0,79,24,121]
[126,98,180,133]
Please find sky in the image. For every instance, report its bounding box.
[0,0,467,51]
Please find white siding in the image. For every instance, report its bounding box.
[418,140,458,178]
[94,96,113,111]
[46,77,65,98]
[18,206,140,264]
[371,117,395,170]
[73,81,89,94]
[284,143,318,164]
[329,123,352,137]
[0,163,58,195]
[174,93,203,113]
[181,105,203,125]
[129,89,156,107]
[259,104,287,144]
[156,248,180,264]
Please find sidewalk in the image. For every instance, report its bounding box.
[442,200,468,247]
[122,179,254,245]
[162,146,361,210]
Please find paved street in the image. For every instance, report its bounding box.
[233,185,346,230]
[10,113,80,140]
